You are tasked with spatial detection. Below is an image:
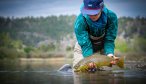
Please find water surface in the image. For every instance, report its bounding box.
[0,58,146,84]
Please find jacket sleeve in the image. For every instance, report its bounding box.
[104,11,118,55]
[74,15,93,57]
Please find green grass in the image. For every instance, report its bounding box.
[115,38,130,53]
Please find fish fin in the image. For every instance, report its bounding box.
[108,63,113,67]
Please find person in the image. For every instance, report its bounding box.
[73,0,119,70]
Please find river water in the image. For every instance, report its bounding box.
[0,58,146,84]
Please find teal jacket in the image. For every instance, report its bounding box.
[74,7,118,57]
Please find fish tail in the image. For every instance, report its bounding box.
[116,56,125,68]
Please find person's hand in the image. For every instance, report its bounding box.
[107,54,119,65]
[88,62,96,68]
[87,62,97,72]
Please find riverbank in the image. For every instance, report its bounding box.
[19,57,73,65]
[20,57,70,61]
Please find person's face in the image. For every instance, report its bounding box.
[88,11,102,21]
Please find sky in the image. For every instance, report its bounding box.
[0,0,146,17]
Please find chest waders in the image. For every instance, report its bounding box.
[83,16,108,54]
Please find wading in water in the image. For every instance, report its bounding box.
[59,0,124,72]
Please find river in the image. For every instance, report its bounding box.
[0,58,146,84]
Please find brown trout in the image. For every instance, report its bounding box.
[73,54,124,72]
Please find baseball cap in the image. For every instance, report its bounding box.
[81,0,104,15]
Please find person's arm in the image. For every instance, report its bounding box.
[74,15,93,57]
[104,11,118,56]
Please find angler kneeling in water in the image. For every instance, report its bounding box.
[59,0,123,73]
[73,0,121,72]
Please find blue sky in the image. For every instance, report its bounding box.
[0,0,146,17]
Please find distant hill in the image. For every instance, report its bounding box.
[0,15,146,53]
[0,15,76,46]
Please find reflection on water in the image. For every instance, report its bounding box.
[0,58,146,84]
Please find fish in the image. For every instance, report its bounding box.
[73,54,124,72]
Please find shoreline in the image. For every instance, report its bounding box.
[19,57,73,64]
[20,57,67,61]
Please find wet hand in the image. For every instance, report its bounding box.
[88,62,96,68]
[87,62,97,72]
